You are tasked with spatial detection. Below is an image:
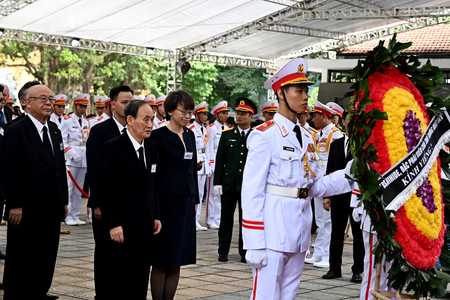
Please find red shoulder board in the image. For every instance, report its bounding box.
[64,116,71,120]
[188,124,195,130]
[208,123,215,127]
[256,120,275,131]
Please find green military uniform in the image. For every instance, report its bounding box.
[214,97,258,262]
[214,126,251,261]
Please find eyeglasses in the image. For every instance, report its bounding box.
[176,108,193,116]
[29,96,56,103]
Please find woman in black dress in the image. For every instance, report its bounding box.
[150,90,199,300]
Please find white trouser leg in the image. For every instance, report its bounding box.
[313,197,331,260]
[196,174,206,222]
[250,249,305,300]
[360,232,394,300]
[66,166,87,221]
[205,174,221,226]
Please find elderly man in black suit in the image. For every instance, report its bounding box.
[0,84,68,300]
[97,100,161,299]
[86,85,134,300]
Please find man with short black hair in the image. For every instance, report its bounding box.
[1,84,68,299]
[86,85,134,300]
[97,100,161,299]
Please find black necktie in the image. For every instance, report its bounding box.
[293,125,303,148]
[241,130,245,138]
[221,125,224,130]
[201,127,204,134]
[0,110,4,123]
[121,128,126,134]
[58,117,62,123]
[42,126,54,157]
[78,118,82,127]
[138,147,146,170]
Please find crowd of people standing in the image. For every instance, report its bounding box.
[0,57,390,300]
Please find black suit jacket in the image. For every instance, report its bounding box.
[326,136,352,199]
[97,133,159,240]
[86,118,120,208]
[149,126,200,203]
[3,106,14,123]
[0,116,68,224]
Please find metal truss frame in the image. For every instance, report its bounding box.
[0,0,36,16]
[280,16,450,58]
[182,4,450,55]
[0,28,171,59]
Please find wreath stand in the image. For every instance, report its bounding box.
[371,264,416,300]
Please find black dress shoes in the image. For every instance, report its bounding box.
[45,294,59,299]
[351,273,363,283]
[322,270,342,279]
[218,254,228,262]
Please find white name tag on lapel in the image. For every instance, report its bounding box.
[151,164,157,173]
[184,152,193,160]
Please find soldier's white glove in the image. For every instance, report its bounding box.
[214,185,223,196]
[345,159,355,181]
[73,154,81,162]
[352,206,363,222]
[205,165,213,177]
[245,249,267,269]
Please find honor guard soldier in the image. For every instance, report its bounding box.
[298,106,318,138]
[50,94,67,129]
[326,101,344,130]
[61,93,91,225]
[145,94,158,114]
[242,58,354,300]
[305,100,344,268]
[259,100,278,122]
[214,98,256,263]
[205,101,229,229]
[154,95,167,129]
[188,101,210,231]
[90,95,111,127]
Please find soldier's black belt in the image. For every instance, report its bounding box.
[266,184,309,199]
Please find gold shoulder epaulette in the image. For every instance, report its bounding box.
[310,127,319,133]
[256,120,275,131]
[332,127,343,134]
[222,127,233,132]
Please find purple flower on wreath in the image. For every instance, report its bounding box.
[403,110,437,213]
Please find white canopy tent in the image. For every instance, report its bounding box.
[0,0,449,90]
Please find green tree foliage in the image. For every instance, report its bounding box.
[182,62,219,105]
[210,65,268,108]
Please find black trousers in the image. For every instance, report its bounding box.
[329,194,364,274]
[105,235,152,300]
[92,216,112,300]
[218,191,245,259]
[4,221,60,300]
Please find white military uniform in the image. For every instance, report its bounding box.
[61,113,90,224]
[90,113,110,128]
[154,115,167,129]
[242,113,353,299]
[351,187,394,300]
[301,122,318,139]
[50,112,64,129]
[189,120,210,227]
[308,122,343,265]
[205,119,228,227]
